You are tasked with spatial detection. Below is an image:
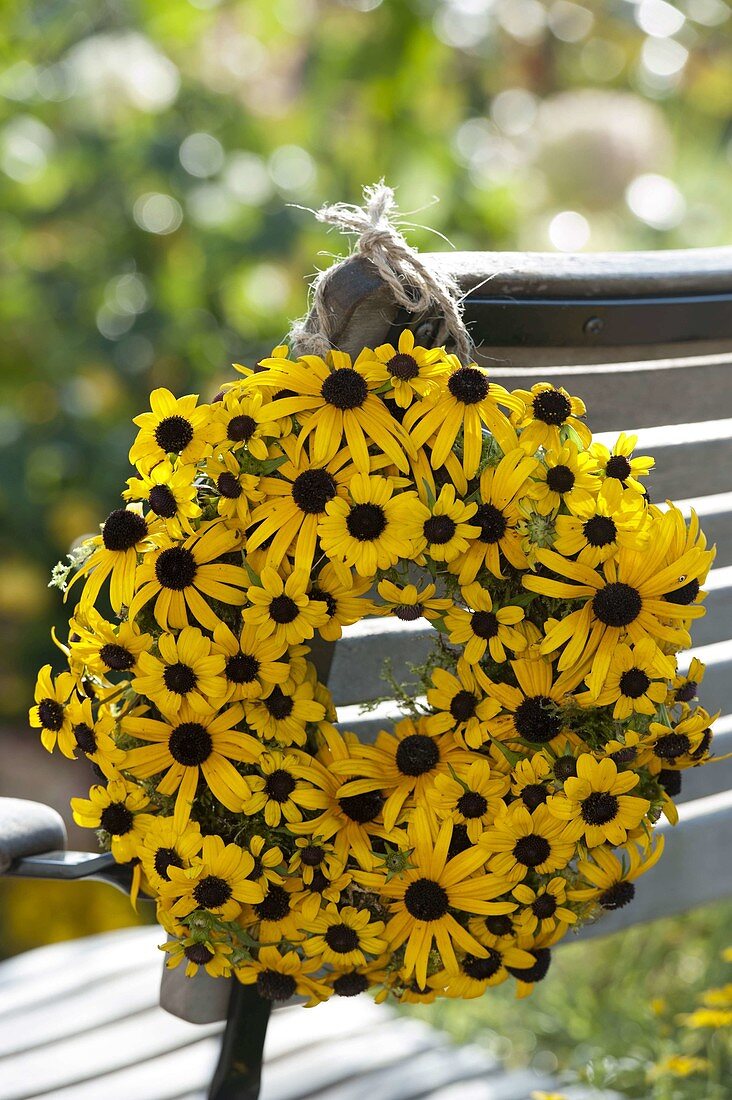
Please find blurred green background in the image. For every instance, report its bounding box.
[0,3,730,1094]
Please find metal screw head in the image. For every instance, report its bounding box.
[584,316,605,336]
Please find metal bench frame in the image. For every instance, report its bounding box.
[3,245,732,1100]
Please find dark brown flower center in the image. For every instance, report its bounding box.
[194,875,232,909]
[346,503,387,541]
[653,732,691,761]
[521,783,548,811]
[387,352,420,381]
[404,877,449,920]
[169,721,213,766]
[599,881,635,910]
[154,847,184,880]
[255,884,291,922]
[392,602,424,621]
[184,942,214,965]
[554,755,578,780]
[154,415,194,454]
[264,687,293,720]
[471,610,499,639]
[333,971,369,997]
[226,653,260,683]
[532,388,571,425]
[100,802,133,836]
[155,546,197,590]
[532,894,557,919]
[217,472,242,499]
[474,503,507,544]
[605,454,632,481]
[268,595,299,624]
[309,586,337,618]
[514,695,560,743]
[583,515,617,548]
[513,834,550,867]
[580,791,619,825]
[264,768,297,802]
[163,662,197,695]
[102,508,148,552]
[462,950,502,980]
[546,464,575,494]
[449,690,478,723]
[506,947,552,983]
[38,698,65,731]
[227,414,256,442]
[338,790,384,824]
[423,515,457,545]
[485,914,514,936]
[663,578,700,606]
[395,733,440,776]
[592,582,642,628]
[619,667,651,699]
[321,367,368,410]
[300,844,325,867]
[73,722,97,755]
[292,468,337,515]
[257,969,296,1002]
[324,923,360,953]
[148,485,178,518]
[99,643,135,671]
[448,366,489,404]
[457,791,488,819]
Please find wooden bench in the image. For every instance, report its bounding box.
[2,247,731,1100]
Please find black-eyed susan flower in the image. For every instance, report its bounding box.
[212,385,281,461]
[579,638,673,717]
[243,567,329,647]
[512,877,576,936]
[132,626,228,715]
[524,518,714,696]
[444,583,526,665]
[591,432,653,499]
[68,610,151,681]
[245,880,304,944]
[211,620,290,702]
[404,358,524,479]
[356,810,512,987]
[138,815,203,896]
[302,903,387,969]
[480,803,576,882]
[554,482,648,567]
[318,473,419,580]
[161,934,234,979]
[244,666,326,747]
[163,835,263,920]
[72,505,159,613]
[487,658,583,749]
[245,439,357,571]
[245,348,413,473]
[526,442,599,516]
[245,835,285,889]
[129,388,223,472]
[310,563,375,640]
[568,836,665,911]
[671,656,705,705]
[235,946,330,1006]
[426,664,503,750]
[124,459,202,537]
[404,484,479,564]
[330,716,474,831]
[547,754,650,848]
[128,521,249,632]
[243,750,322,827]
[123,701,261,830]
[205,450,264,528]
[360,328,450,408]
[64,695,125,775]
[29,664,77,754]
[327,961,388,998]
[375,579,451,622]
[288,855,353,921]
[452,448,538,583]
[512,382,591,453]
[510,753,554,811]
[432,936,536,997]
[428,758,510,842]
[71,777,155,863]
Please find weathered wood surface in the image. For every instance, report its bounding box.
[0,929,599,1100]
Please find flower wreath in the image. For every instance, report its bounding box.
[32,324,718,1007]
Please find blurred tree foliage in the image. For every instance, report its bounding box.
[1,0,731,720]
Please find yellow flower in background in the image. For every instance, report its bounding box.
[569,837,665,909]
[72,505,159,612]
[137,815,203,895]
[71,777,155,864]
[129,388,223,472]
[124,458,202,536]
[244,666,326,747]
[29,664,77,755]
[375,579,452,622]
[212,385,281,461]
[310,563,375,640]
[123,701,261,830]
[404,358,524,478]
[512,877,577,936]
[480,803,576,882]
[360,327,450,408]
[205,449,264,527]
[211,620,290,701]
[405,483,479,565]
[429,757,510,842]
[318,473,419,579]
[68,610,151,682]
[591,431,654,498]
[426,664,502,750]
[512,382,591,453]
[235,946,330,1006]
[128,521,249,632]
[444,583,526,665]
[161,934,234,979]
[64,695,126,775]
[553,484,648,567]
[580,638,674,717]
[243,750,322,828]
[487,657,582,749]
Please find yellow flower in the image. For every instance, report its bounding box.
[512,382,591,453]
[163,835,263,921]
[426,664,502,750]
[487,658,582,750]
[29,664,77,755]
[128,521,249,632]
[451,448,538,583]
[480,803,576,882]
[512,877,577,936]
[244,438,355,572]
[310,563,375,640]
[443,582,526,665]
[243,566,329,647]
[124,458,202,537]
[375,579,451,622]
[205,449,264,528]
[428,758,510,842]
[288,856,353,921]
[526,441,599,516]
[404,358,523,479]
[245,348,414,473]
[132,626,228,714]
[123,701,261,831]
[680,1008,732,1030]
[235,946,330,1006]
[137,815,203,895]
[330,715,474,831]
[568,837,665,909]
[357,810,513,988]
[63,695,126,775]
[591,432,653,498]
[432,935,539,997]
[579,638,673,716]
[211,620,290,702]
[360,328,450,408]
[524,514,714,696]
[243,664,326,747]
[318,473,419,580]
[671,656,705,705]
[547,754,649,847]
[404,484,479,564]
[302,903,387,969]
[245,834,285,889]
[211,385,281,461]
[71,777,155,863]
[553,485,648,568]
[161,934,234,979]
[243,750,322,828]
[129,388,223,472]
[67,610,151,682]
[71,506,159,613]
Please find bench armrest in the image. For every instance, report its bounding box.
[0,797,67,873]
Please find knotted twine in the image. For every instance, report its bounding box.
[288,181,473,363]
